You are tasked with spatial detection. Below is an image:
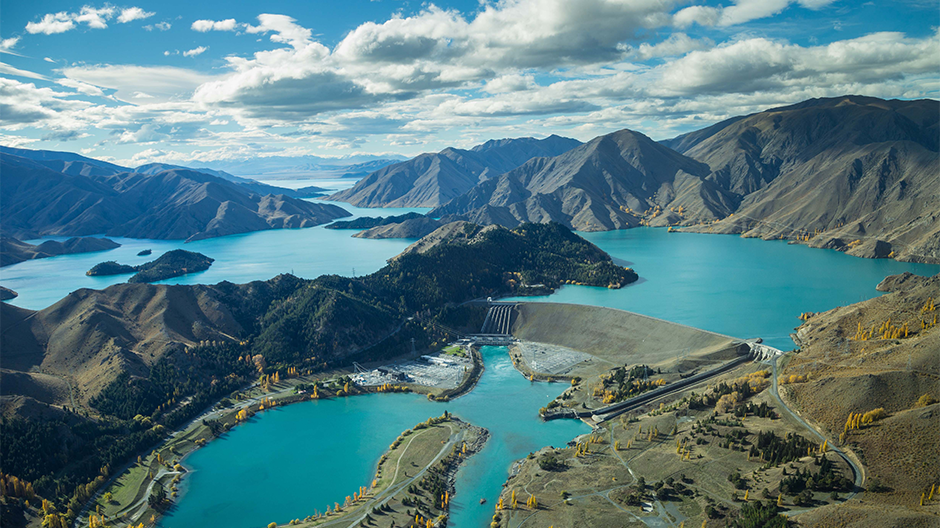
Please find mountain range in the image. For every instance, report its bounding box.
[332,96,938,263]
[328,134,583,207]
[0,150,351,242]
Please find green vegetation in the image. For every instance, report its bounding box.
[731,500,787,528]
[86,261,136,276]
[128,250,214,283]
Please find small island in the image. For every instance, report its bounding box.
[137,249,152,256]
[87,250,214,283]
[87,261,137,276]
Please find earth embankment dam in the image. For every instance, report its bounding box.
[509,301,748,366]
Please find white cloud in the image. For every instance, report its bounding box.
[26,12,75,35]
[483,74,537,94]
[183,46,208,57]
[672,6,720,28]
[44,57,56,63]
[74,6,115,30]
[25,5,156,34]
[635,33,713,59]
[718,0,791,26]
[145,21,172,31]
[0,78,90,126]
[244,14,310,48]
[0,37,20,54]
[191,18,238,32]
[0,133,40,148]
[654,31,940,96]
[118,7,155,24]
[674,0,839,28]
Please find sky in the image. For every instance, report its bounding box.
[0,0,937,167]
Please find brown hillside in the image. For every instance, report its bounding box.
[675,96,940,263]
[780,272,940,523]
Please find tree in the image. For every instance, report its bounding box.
[149,482,166,508]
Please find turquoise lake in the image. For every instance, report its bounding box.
[4,219,938,528]
[160,346,587,528]
[0,204,429,311]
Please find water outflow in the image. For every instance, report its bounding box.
[480,303,515,334]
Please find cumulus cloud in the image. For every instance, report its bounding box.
[672,6,720,28]
[183,46,208,57]
[26,5,154,34]
[117,7,155,23]
[654,31,940,96]
[244,14,310,48]
[192,19,238,32]
[0,78,89,126]
[635,33,713,59]
[26,12,75,35]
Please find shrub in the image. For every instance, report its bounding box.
[861,408,887,425]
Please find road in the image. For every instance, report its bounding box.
[767,356,865,502]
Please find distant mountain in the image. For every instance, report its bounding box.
[328,135,582,208]
[666,96,940,263]
[201,155,405,179]
[0,152,350,242]
[1,236,120,267]
[134,162,326,198]
[0,145,130,177]
[430,129,735,231]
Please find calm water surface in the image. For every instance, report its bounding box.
[0,204,428,310]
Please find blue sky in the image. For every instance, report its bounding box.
[1,0,937,166]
